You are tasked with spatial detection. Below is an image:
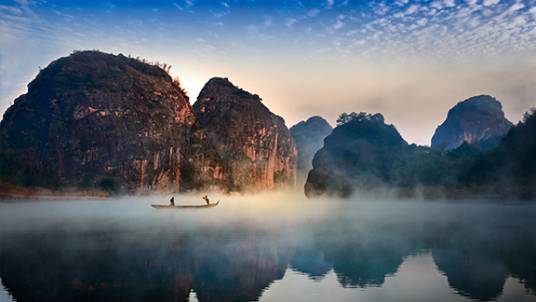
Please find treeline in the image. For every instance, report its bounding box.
[305,110,536,199]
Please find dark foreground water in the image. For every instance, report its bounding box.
[0,193,535,302]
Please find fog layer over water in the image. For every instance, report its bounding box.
[0,193,535,302]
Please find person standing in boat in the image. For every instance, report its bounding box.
[202,195,210,205]
[170,196,175,206]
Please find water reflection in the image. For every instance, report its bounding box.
[0,278,15,302]
[0,197,535,302]
[265,255,536,302]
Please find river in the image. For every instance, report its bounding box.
[0,193,535,302]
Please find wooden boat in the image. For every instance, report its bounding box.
[151,201,219,209]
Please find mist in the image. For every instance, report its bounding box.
[1,193,536,302]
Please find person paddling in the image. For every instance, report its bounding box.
[202,195,210,205]
[170,196,175,206]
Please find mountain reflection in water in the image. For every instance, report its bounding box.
[0,194,535,302]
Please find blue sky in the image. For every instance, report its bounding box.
[1,0,536,145]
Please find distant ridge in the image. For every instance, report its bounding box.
[290,116,332,183]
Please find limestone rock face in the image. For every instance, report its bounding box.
[193,77,297,192]
[0,52,298,194]
[431,95,512,151]
[0,51,196,192]
[290,116,332,182]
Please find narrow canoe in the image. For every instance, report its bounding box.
[151,201,219,209]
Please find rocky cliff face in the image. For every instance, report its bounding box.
[193,77,297,192]
[431,95,512,151]
[0,51,199,192]
[290,116,332,183]
[0,52,298,194]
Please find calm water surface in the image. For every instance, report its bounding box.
[0,193,535,302]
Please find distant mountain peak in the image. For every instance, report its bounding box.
[431,95,512,151]
[305,115,331,124]
[290,116,332,182]
[205,76,233,87]
[199,77,262,103]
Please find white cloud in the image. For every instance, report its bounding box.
[285,18,297,28]
[482,0,500,7]
[337,0,536,59]
[405,4,420,15]
[482,8,494,16]
[468,18,480,27]
[511,15,526,27]
[326,0,334,9]
[333,19,344,30]
[509,2,525,12]
[374,2,390,15]
[353,39,366,46]
[346,29,359,36]
[332,15,346,30]
[172,2,184,11]
[444,0,456,8]
[431,1,444,10]
[0,5,22,15]
[416,18,428,26]
[212,10,229,18]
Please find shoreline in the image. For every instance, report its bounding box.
[0,193,110,201]
[0,182,110,201]
[1,181,534,202]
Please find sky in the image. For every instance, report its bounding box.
[1,0,536,145]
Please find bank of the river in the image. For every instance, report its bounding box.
[0,181,110,200]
